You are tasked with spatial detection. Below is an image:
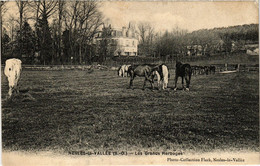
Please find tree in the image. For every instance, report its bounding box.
[98,24,112,64]
[1,1,7,56]
[48,0,66,64]
[1,29,11,59]
[62,29,71,64]
[63,1,103,64]
[37,12,53,65]
[16,0,29,58]
[137,22,155,56]
[219,32,232,54]
[33,0,58,64]
[20,21,36,64]
[57,0,65,64]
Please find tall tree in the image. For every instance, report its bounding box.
[1,28,10,59]
[137,22,155,56]
[57,0,65,64]
[34,0,58,64]
[37,12,53,65]
[28,1,41,53]
[0,1,7,56]
[16,0,28,58]
[99,24,112,64]
[21,21,36,64]
[63,1,103,64]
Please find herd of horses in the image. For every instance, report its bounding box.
[118,61,193,91]
[191,65,216,75]
[3,58,214,99]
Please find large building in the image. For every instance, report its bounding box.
[96,24,138,57]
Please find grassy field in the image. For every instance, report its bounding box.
[1,68,259,154]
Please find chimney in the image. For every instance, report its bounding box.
[122,27,126,37]
[128,29,132,38]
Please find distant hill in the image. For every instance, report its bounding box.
[190,24,259,43]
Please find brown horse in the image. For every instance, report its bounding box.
[128,64,161,90]
[174,61,192,91]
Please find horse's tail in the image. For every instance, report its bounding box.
[184,65,192,80]
[127,65,134,77]
[188,66,192,81]
[158,65,163,81]
[161,64,170,82]
[161,64,170,79]
[118,66,122,76]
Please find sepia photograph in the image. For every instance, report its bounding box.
[1,0,259,165]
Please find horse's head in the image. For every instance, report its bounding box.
[127,65,134,75]
[176,61,182,69]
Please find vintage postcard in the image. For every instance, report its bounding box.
[1,0,259,165]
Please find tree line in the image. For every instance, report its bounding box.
[1,1,103,65]
[137,23,258,59]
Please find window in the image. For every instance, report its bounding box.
[126,40,130,47]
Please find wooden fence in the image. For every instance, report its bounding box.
[4,63,255,73]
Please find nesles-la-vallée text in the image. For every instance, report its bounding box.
[167,158,245,162]
[69,151,183,156]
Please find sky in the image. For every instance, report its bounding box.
[99,1,259,32]
[3,1,259,33]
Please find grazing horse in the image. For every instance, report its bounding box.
[4,58,22,98]
[174,61,192,91]
[128,64,161,90]
[155,64,170,90]
[118,64,131,77]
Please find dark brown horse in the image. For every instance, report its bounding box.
[128,64,161,90]
[174,61,192,91]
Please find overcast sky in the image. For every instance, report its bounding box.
[4,1,259,33]
[100,1,258,32]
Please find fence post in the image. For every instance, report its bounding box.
[236,64,240,72]
[225,63,228,71]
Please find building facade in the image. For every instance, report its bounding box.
[96,24,138,57]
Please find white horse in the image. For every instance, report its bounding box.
[153,64,169,90]
[4,58,22,98]
[118,64,131,77]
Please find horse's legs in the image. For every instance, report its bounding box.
[182,76,185,90]
[174,76,178,91]
[8,87,13,98]
[156,72,161,90]
[143,78,147,90]
[152,71,160,90]
[185,75,190,91]
[144,71,154,90]
[129,75,135,89]
[15,77,20,94]
[163,80,167,90]
[149,78,154,90]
